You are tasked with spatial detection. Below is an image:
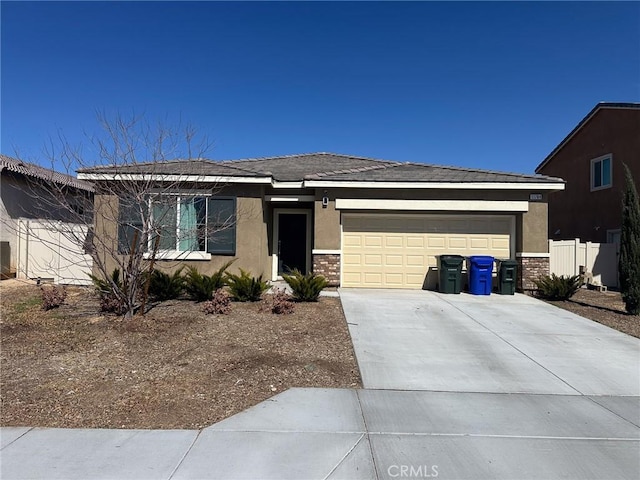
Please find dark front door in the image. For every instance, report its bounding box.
[278,212,308,274]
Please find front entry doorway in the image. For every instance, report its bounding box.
[273,209,311,279]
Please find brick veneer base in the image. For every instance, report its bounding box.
[313,254,340,287]
[517,256,550,292]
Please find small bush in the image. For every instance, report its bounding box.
[41,285,67,311]
[90,268,127,313]
[184,260,235,302]
[202,289,232,315]
[148,267,184,301]
[271,288,295,314]
[281,269,328,302]
[89,268,122,296]
[534,274,582,300]
[226,269,269,302]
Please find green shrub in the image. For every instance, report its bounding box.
[281,269,328,302]
[619,163,640,315]
[89,268,127,313]
[184,260,235,302]
[148,267,184,301]
[534,273,582,300]
[226,269,269,302]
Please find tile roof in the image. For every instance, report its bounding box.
[0,154,94,192]
[78,159,267,178]
[78,152,563,184]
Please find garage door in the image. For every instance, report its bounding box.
[342,214,514,289]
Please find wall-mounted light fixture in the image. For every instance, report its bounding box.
[322,190,329,208]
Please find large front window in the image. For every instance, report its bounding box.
[118,194,236,257]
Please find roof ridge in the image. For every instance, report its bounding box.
[305,160,401,180]
[219,152,399,165]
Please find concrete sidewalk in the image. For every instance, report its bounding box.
[2,289,640,479]
[2,388,639,479]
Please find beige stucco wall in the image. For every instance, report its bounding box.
[517,202,549,253]
[313,187,552,255]
[92,185,270,280]
[313,190,341,250]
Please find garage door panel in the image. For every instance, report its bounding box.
[471,238,489,249]
[385,236,404,248]
[365,254,383,266]
[385,255,403,266]
[448,237,468,249]
[406,236,425,248]
[342,214,513,289]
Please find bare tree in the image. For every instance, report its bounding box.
[5,112,238,319]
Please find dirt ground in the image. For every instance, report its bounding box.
[546,287,640,338]
[0,280,361,429]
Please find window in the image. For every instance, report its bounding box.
[117,194,236,257]
[591,155,612,191]
[118,197,147,254]
[207,197,236,255]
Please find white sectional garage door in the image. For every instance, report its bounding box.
[342,214,514,289]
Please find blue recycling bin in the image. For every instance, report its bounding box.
[468,256,494,295]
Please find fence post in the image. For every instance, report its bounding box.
[574,238,581,276]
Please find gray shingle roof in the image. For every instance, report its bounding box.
[0,154,94,192]
[78,152,563,184]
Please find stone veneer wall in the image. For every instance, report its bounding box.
[517,256,549,292]
[312,254,340,287]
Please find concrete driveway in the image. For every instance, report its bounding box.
[340,289,640,395]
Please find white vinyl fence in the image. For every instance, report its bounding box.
[17,219,93,285]
[549,239,618,288]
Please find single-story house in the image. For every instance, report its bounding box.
[77,152,565,291]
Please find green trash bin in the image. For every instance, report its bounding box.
[497,259,518,295]
[438,255,464,294]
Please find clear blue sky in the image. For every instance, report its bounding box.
[2,1,639,174]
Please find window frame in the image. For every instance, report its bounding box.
[117,192,237,261]
[206,196,237,256]
[590,154,613,192]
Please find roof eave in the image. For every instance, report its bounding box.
[536,102,640,173]
[303,180,565,191]
[77,172,272,184]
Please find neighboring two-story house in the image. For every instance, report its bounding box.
[536,102,640,244]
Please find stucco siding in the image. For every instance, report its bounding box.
[538,108,640,242]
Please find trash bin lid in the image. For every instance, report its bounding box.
[469,255,494,266]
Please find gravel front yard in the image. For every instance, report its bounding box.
[546,287,639,338]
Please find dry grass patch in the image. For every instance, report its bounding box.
[1,280,361,429]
